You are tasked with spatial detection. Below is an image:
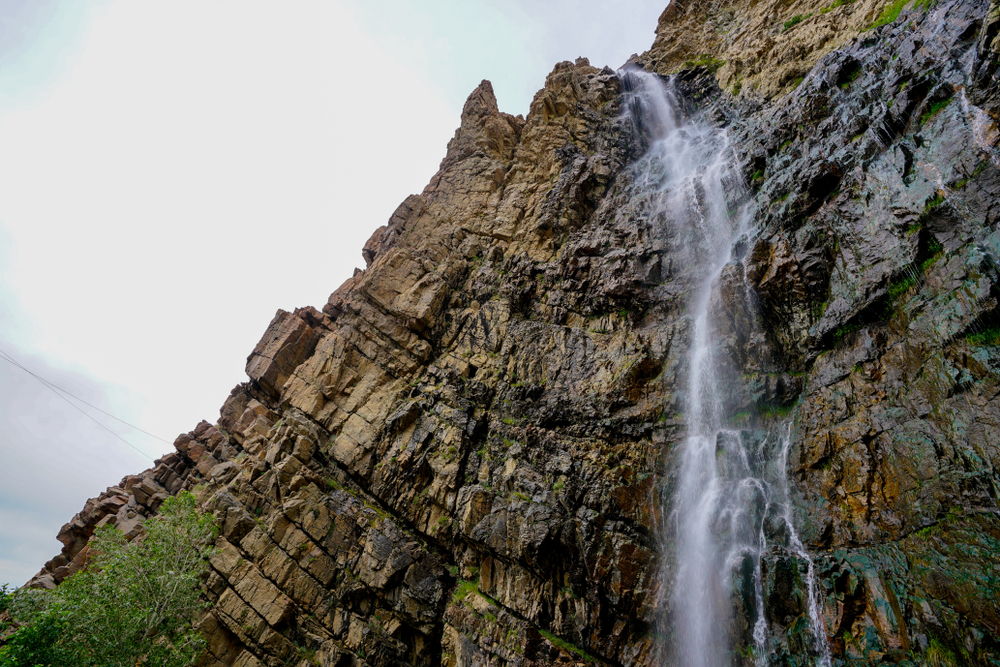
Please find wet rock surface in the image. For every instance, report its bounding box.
[720,0,1000,663]
[18,2,1000,666]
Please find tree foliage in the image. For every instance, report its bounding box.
[0,491,217,667]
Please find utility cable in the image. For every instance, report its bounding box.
[0,346,171,444]
[0,346,158,462]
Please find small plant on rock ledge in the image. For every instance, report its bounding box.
[782,13,811,31]
[682,55,726,73]
[537,628,596,663]
[868,0,906,29]
[820,0,854,13]
[967,326,1000,346]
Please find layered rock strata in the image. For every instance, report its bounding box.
[20,0,1000,665]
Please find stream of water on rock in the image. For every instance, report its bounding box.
[620,69,832,667]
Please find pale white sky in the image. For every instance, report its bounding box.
[0,0,665,586]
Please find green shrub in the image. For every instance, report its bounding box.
[839,67,862,89]
[0,609,70,667]
[0,584,10,614]
[0,491,217,667]
[833,323,863,346]
[925,637,958,667]
[758,403,795,420]
[921,237,944,272]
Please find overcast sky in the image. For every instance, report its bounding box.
[0,0,666,587]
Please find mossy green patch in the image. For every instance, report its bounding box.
[967,326,1000,346]
[887,275,917,301]
[452,580,479,604]
[783,13,812,31]
[923,193,945,211]
[682,55,726,74]
[537,629,595,663]
[868,0,910,30]
[833,323,864,346]
[820,0,855,12]
[839,67,862,89]
[920,96,953,125]
[758,403,795,420]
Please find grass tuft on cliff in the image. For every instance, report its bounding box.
[920,96,953,125]
[869,0,937,31]
[682,55,726,73]
[967,326,1000,346]
[783,13,812,31]
[869,0,911,29]
[538,629,596,663]
[820,0,855,13]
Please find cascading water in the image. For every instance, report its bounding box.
[621,69,832,667]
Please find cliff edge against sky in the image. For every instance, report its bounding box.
[12,0,1000,665]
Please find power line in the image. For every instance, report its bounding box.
[0,346,159,462]
[0,347,172,444]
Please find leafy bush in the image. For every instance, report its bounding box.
[0,491,217,667]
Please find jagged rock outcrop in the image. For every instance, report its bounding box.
[19,1,1000,666]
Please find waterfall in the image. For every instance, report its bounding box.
[621,69,830,667]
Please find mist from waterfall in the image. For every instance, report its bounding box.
[620,69,831,667]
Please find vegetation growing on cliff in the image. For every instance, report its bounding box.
[0,491,215,667]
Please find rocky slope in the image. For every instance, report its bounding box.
[18,0,1000,665]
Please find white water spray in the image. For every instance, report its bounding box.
[622,69,831,667]
[775,425,833,667]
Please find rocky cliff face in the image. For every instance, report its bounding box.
[21,0,1000,665]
